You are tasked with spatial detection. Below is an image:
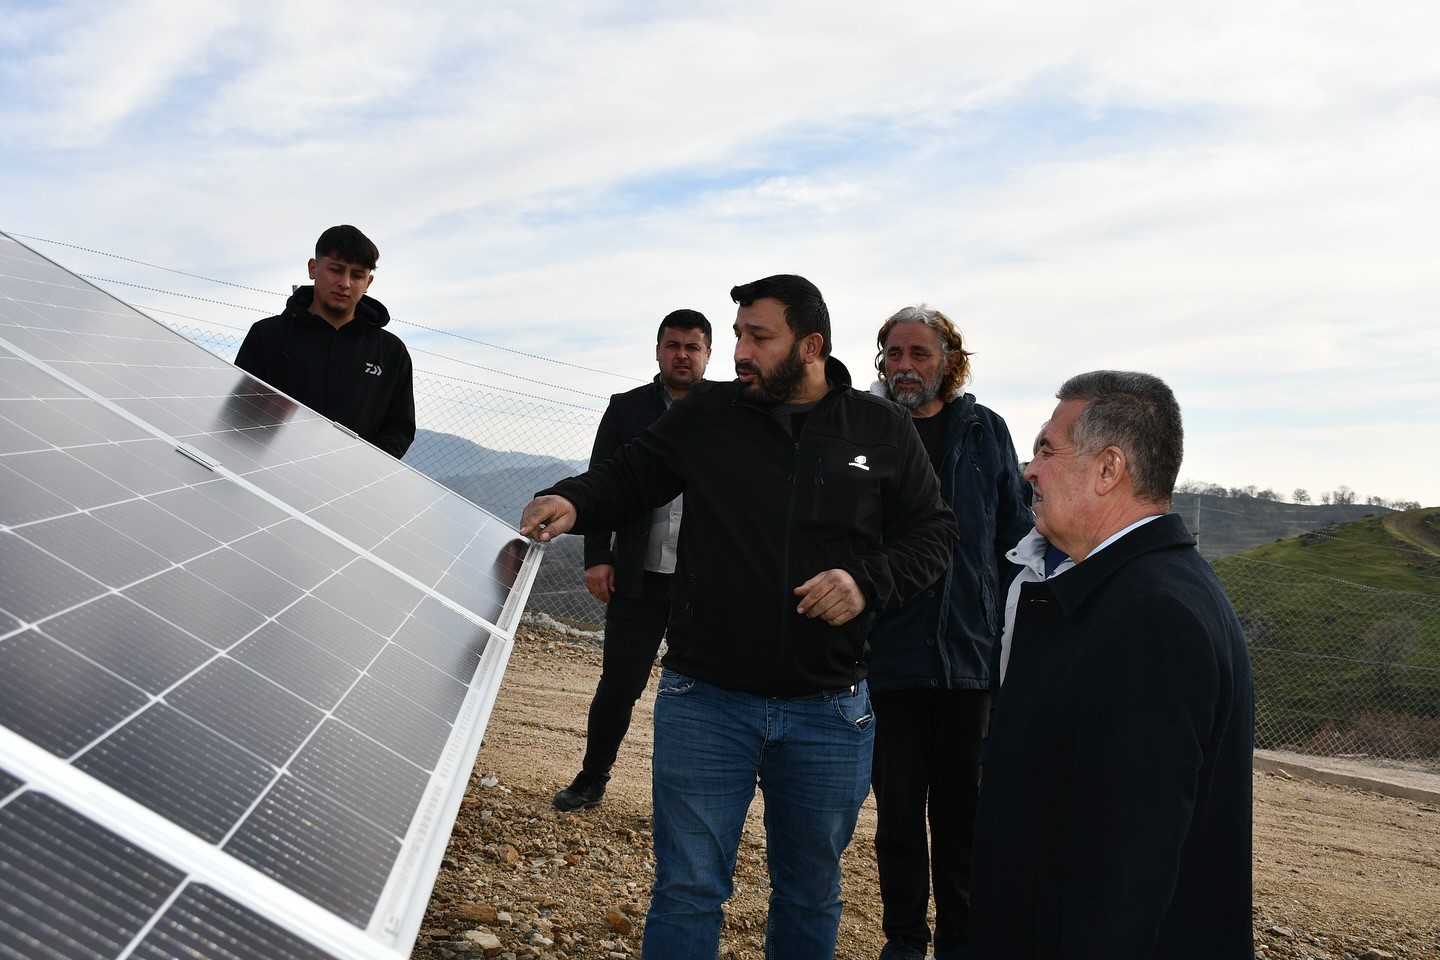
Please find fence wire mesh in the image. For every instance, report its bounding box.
[169,318,1439,770]
[1218,556,1440,771]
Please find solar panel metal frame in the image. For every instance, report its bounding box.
[0,232,543,959]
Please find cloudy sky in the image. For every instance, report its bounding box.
[3,1,1437,506]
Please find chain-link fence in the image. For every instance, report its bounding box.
[1217,556,1440,770]
[170,319,1440,770]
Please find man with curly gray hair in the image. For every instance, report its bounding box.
[866,305,1032,960]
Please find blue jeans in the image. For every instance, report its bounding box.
[641,670,875,960]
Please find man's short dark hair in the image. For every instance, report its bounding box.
[1057,370,1184,506]
[315,225,379,270]
[730,275,831,357]
[657,309,713,347]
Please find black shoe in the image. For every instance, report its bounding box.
[876,940,927,960]
[552,772,607,812]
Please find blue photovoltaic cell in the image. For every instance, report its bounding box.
[18,509,172,587]
[0,630,148,758]
[229,621,359,711]
[275,593,390,668]
[225,775,400,926]
[0,792,185,960]
[287,719,429,839]
[74,704,277,845]
[134,884,343,960]
[166,657,324,767]
[333,675,454,770]
[36,594,214,694]
[0,231,539,957]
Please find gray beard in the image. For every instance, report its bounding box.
[885,375,939,410]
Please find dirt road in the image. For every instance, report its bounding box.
[412,621,1440,959]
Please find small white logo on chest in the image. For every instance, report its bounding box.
[848,455,870,471]
[365,362,383,376]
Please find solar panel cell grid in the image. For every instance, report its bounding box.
[332,676,455,770]
[286,720,429,839]
[121,567,269,650]
[133,884,343,960]
[19,510,172,587]
[166,657,325,767]
[0,792,184,959]
[275,594,390,668]
[0,630,148,758]
[224,775,400,926]
[229,621,359,711]
[87,496,220,563]
[37,594,214,694]
[0,231,540,957]
[74,703,277,844]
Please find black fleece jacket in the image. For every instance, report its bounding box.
[235,287,415,457]
[542,358,957,697]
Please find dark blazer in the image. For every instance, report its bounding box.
[583,376,670,599]
[969,513,1255,960]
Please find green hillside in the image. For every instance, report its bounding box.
[1214,507,1440,764]
[1221,508,1440,592]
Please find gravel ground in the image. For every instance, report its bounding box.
[410,621,1440,959]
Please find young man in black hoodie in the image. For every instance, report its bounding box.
[235,225,415,457]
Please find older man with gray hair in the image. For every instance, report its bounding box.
[969,370,1255,960]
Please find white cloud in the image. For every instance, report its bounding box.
[4,0,1439,505]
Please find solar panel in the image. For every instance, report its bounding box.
[0,232,542,959]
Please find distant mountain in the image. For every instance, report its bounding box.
[402,428,1431,633]
[403,429,586,522]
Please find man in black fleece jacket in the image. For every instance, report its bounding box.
[235,225,415,457]
[520,275,956,960]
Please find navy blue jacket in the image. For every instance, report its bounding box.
[583,376,670,599]
[969,513,1255,959]
[866,394,1032,692]
[235,286,415,457]
[542,359,957,698]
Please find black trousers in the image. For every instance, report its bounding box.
[580,571,671,777]
[870,687,990,953]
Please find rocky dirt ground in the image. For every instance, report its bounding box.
[410,619,1440,959]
